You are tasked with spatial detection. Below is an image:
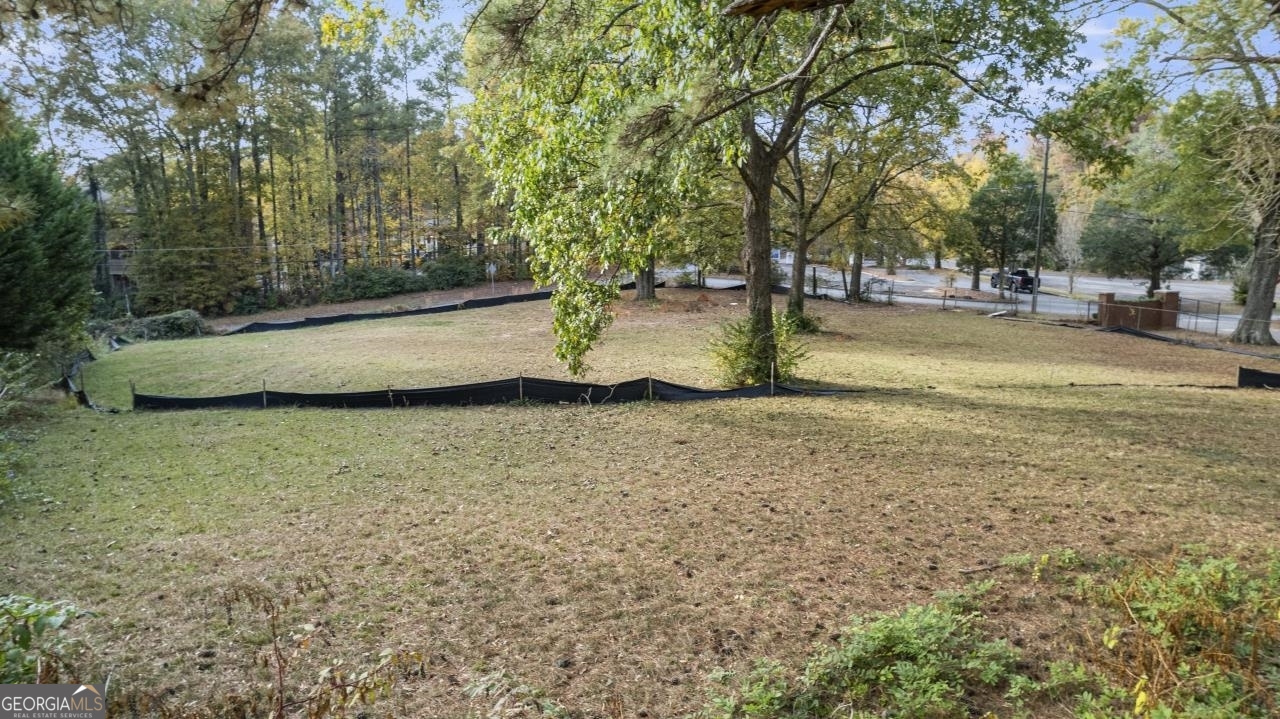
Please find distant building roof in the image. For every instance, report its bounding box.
[722,0,845,17]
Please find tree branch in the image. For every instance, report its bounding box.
[687,6,842,130]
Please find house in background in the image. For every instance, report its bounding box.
[1181,256,1208,280]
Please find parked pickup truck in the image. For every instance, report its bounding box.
[989,268,1040,293]
[988,267,1039,292]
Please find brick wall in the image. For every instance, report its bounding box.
[1097,291,1179,330]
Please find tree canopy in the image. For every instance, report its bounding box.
[468,0,1085,378]
[964,152,1056,295]
[4,0,482,318]
[1080,201,1183,296]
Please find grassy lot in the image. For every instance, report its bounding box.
[4,290,1280,717]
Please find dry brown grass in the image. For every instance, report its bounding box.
[5,291,1280,717]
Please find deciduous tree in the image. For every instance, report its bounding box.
[468,0,1083,378]
[1067,0,1280,343]
[966,152,1057,297]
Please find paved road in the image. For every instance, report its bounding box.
[663,263,1278,338]
[854,266,1268,337]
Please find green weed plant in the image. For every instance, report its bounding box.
[708,310,808,386]
[701,583,1025,718]
[1088,554,1280,718]
[0,594,86,683]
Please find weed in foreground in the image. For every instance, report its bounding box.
[1087,553,1280,718]
[464,669,572,719]
[697,552,1280,719]
[0,594,88,683]
[106,574,424,719]
[698,582,1027,718]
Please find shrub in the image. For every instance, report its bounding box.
[786,311,822,334]
[709,310,808,386]
[86,309,210,342]
[125,309,211,340]
[0,595,87,683]
[321,257,486,303]
[1233,274,1249,305]
[700,586,1024,719]
[322,265,429,303]
[673,270,698,288]
[423,253,485,291]
[0,352,36,425]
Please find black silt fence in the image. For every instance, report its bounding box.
[221,280,797,336]
[227,290,556,334]
[132,376,842,411]
[1238,366,1280,389]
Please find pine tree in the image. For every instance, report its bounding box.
[0,110,94,349]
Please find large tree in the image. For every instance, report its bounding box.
[1078,125,1234,297]
[774,72,958,320]
[1080,200,1183,296]
[1086,0,1280,344]
[0,108,93,349]
[966,152,1057,298]
[468,0,1083,379]
[4,0,468,316]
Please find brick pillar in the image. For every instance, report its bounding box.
[1156,291,1179,330]
[1098,292,1116,327]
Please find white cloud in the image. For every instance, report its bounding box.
[1078,19,1117,38]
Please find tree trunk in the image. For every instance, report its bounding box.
[995,245,1009,299]
[266,134,283,292]
[88,170,111,297]
[634,253,657,301]
[970,265,980,291]
[369,131,388,266]
[1232,206,1280,345]
[788,234,811,318]
[231,119,247,241]
[785,135,812,319]
[741,125,778,381]
[849,212,871,301]
[251,118,273,295]
[405,129,415,267]
[329,113,345,277]
[850,251,864,301]
[452,161,464,233]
